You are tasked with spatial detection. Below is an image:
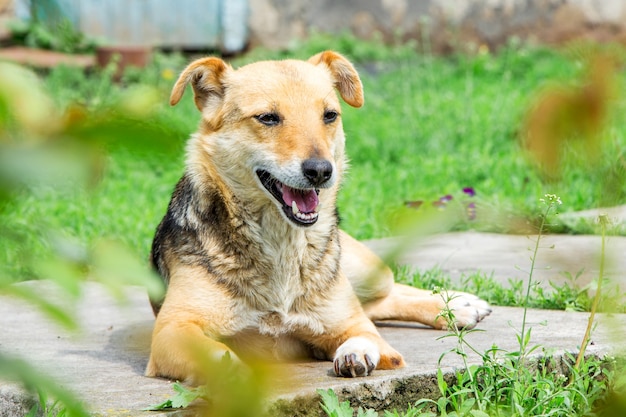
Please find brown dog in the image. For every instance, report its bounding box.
[146,51,491,383]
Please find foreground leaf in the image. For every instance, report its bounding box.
[144,382,208,411]
[318,389,355,417]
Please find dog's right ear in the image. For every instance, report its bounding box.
[308,51,364,108]
[169,57,231,111]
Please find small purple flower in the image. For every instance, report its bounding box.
[439,194,453,203]
[462,187,476,197]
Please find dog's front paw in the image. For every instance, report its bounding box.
[437,292,492,330]
[333,337,380,377]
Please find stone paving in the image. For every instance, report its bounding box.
[1,280,625,417]
[366,205,626,291]
[366,232,626,291]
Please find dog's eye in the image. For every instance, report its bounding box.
[323,110,338,124]
[255,113,281,126]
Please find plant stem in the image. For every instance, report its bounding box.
[520,201,552,358]
[573,214,608,373]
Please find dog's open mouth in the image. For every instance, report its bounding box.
[256,170,320,226]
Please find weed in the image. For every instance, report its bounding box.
[316,194,621,417]
[404,195,614,417]
[395,266,453,291]
[25,389,71,417]
[518,194,562,363]
[318,389,378,417]
[574,214,609,373]
[594,357,626,416]
[318,388,428,417]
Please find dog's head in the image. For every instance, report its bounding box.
[170,51,363,228]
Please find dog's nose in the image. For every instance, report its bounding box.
[302,158,333,186]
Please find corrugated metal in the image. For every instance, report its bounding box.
[19,0,249,52]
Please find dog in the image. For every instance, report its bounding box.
[146,51,491,383]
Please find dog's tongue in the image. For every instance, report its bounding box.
[282,185,319,213]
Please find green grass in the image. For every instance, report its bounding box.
[2,36,625,280]
[337,46,625,239]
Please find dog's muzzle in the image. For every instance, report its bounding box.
[256,168,325,227]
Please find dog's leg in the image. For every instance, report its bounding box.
[147,319,238,384]
[146,265,243,384]
[363,284,491,329]
[318,320,406,377]
[331,331,406,377]
[302,276,405,377]
[340,231,491,329]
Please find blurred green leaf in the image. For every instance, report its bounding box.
[90,239,164,302]
[0,60,176,416]
[0,143,97,193]
[34,258,85,299]
[0,62,59,135]
[2,283,78,330]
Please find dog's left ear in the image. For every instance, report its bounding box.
[169,57,231,112]
[308,51,364,108]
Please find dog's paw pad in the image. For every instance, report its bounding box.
[333,337,380,377]
[334,352,376,377]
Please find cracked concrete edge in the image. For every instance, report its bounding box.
[264,350,602,417]
[0,351,611,416]
[0,385,37,417]
[0,381,185,417]
[266,372,443,417]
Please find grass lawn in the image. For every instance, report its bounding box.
[2,36,626,281]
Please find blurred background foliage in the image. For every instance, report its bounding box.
[0,59,181,414]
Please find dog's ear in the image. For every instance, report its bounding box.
[170,57,231,111]
[308,51,364,108]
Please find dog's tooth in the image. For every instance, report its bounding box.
[291,201,299,215]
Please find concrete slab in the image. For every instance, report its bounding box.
[364,232,626,290]
[560,204,626,227]
[1,280,625,416]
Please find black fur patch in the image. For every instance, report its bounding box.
[149,174,234,313]
[149,171,342,316]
